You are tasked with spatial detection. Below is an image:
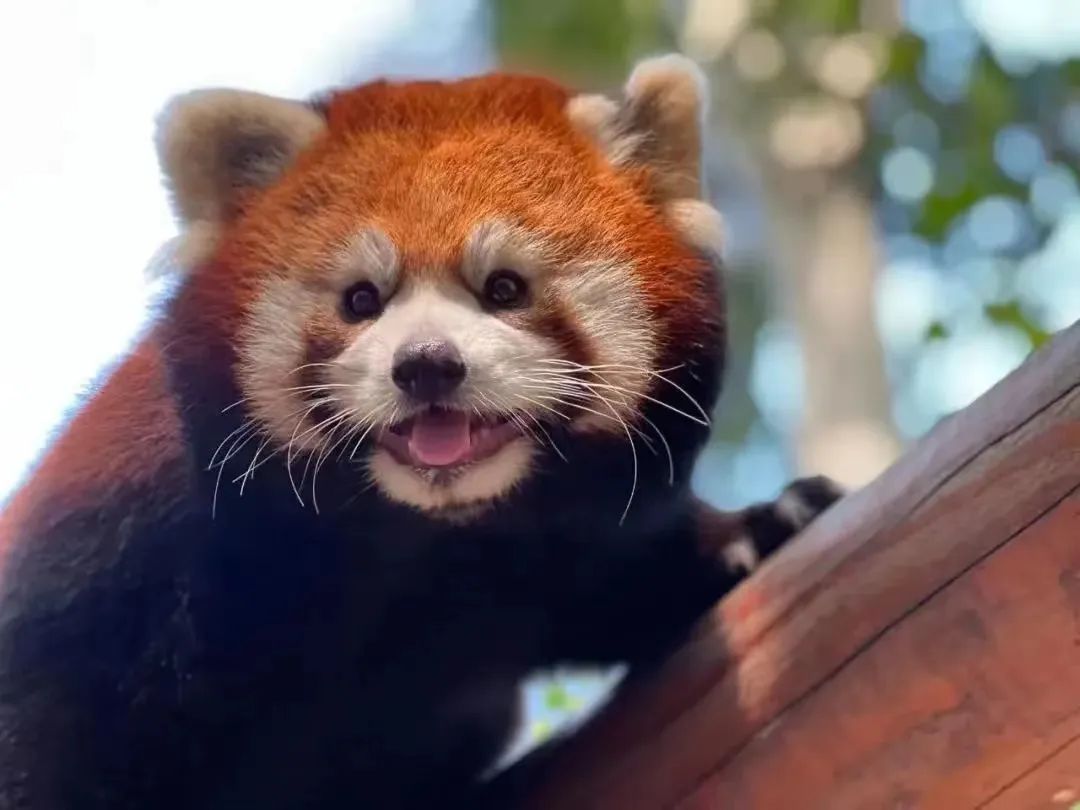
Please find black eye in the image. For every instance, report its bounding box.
[342,281,382,321]
[483,269,528,309]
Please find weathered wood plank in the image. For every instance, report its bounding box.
[523,321,1080,810]
[677,494,1080,809]
[981,734,1080,810]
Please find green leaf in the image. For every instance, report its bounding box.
[984,301,1050,349]
[884,34,924,82]
[968,51,1016,132]
[925,321,949,342]
[795,0,861,32]
[492,0,667,82]
[916,185,980,240]
[530,720,552,741]
[1062,59,1080,86]
[544,682,582,713]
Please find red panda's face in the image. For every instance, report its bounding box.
[158,59,726,520]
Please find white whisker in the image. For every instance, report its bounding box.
[347,417,383,462]
[208,420,257,470]
[530,374,707,428]
[520,387,656,452]
[311,410,358,514]
[532,359,711,425]
[480,390,548,454]
[286,397,341,506]
[641,412,675,486]
[590,388,639,525]
[236,434,274,495]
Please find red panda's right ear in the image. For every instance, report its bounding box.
[567,54,725,262]
[154,89,326,229]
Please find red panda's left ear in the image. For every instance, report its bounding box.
[154,89,326,229]
[567,54,724,260]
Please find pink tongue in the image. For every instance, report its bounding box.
[408,410,473,467]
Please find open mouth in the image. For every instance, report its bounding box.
[378,407,522,470]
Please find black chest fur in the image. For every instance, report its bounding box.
[0,311,724,808]
[0,441,710,809]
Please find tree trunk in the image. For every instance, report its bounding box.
[766,178,901,487]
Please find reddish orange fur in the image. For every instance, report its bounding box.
[0,339,184,562]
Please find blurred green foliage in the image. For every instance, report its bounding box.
[985,301,1051,349]
[494,0,667,81]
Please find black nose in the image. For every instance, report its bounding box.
[392,339,467,402]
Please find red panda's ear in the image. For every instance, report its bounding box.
[568,54,707,200]
[568,54,724,260]
[154,89,326,228]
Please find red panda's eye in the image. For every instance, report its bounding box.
[483,269,528,309]
[342,281,382,321]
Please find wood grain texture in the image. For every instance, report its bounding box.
[523,320,1080,810]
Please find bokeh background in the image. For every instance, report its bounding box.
[2,0,1078,758]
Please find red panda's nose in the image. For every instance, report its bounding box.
[392,339,467,403]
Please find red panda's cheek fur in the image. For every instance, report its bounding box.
[498,297,593,371]
[595,200,724,373]
[229,276,346,450]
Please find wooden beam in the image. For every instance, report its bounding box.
[522,320,1080,810]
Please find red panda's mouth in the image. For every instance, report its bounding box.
[378,407,521,470]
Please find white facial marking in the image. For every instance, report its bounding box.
[331,282,556,512]
[328,226,399,293]
[332,284,555,414]
[551,259,657,432]
[464,220,660,432]
[368,439,535,513]
[236,219,662,519]
[238,276,319,448]
[461,219,548,288]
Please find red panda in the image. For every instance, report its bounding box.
[0,55,840,809]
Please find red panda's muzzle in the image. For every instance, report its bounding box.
[380,408,520,470]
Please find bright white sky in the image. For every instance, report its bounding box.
[0,0,489,500]
[964,0,1080,61]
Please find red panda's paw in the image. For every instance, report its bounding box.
[717,475,845,577]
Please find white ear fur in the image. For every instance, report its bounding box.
[567,53,709,200]
[142,222,222,283]
[663,198,725,259]
[565,94,643,166]
[155,89,326,226]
